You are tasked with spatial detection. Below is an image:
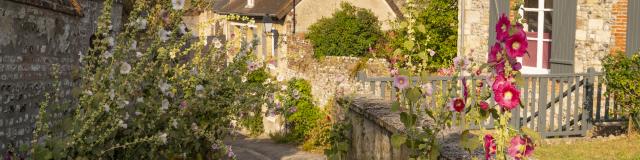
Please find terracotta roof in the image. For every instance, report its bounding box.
[213,0,299,20]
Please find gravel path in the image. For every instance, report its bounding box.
[225,136,326,160]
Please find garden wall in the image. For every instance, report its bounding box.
[339,96,483,160]
[0,0,122,151]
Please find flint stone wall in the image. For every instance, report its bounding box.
[0,0,122,151]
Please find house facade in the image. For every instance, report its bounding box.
[460,0,640,74]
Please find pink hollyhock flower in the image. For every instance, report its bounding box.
[390,68,399,76]
[180,101,187,109]
[428,49,436,56]
[449,98,465,112]
[488,42,502,64]
[508,135,535,160]
[505,25,528,58]
[496,14,511,42]
[494,81,521,110]
[480,101,489,111]
[492,74,508,91]
[422,83,433,97]
[394,75,410,90]
[247,61,258,71]
[484,134,497,160]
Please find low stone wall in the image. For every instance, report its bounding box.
[339,96,483,160]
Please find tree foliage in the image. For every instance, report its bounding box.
[306,2,383,58]
[602,52,640,132]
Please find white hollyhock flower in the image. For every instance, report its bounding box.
[159,133,168,144]
[172,0,185,10]
[196,85,204,92]
[136,97,144,103]
[103,50,113,58]
[136,51,143,58]
[107,37,115,47]
[213,38,223,49]
[161,99,169,111]
[109,89,115,100]
[178,23,188,35]
[120,62,131,74]
[103,104,110,113]
[131,40,137,50]
[136,18,147,30]
[159,81,171,94]
[135,111,142,116]
[158,28,171,42]
[172,119,178,128]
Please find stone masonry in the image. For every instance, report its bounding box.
[0,0,122,151]
[461,0,629,73]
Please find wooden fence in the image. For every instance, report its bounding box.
[356,68,626,138]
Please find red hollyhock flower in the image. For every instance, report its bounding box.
[496,14,511,42]
[492,74,508,91]
[508,135,535,160]
[494,81,521,110]
[484,134,497,160]
[450,98,465,112]
[488,42,502,64]
[480,101,489,111]
[505,25,528,58]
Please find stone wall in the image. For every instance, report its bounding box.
[0,0,122,151]
[280,34,390,107]
[460,0,491,63]
[339,96,482,160]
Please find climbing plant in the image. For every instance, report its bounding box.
[602,52,640,133]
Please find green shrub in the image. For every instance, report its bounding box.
[388,0,458,72]
[602,52,640,132]
[273,79,324,144]
[306,2,382,58]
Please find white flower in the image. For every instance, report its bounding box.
[118,120,127,129]
[159,28,171,42]
[172,0,185,10]
[172,119,179,128]
[159,133,168,144]
[136,51,143,58]
[178,23,188,35]
[120,62,131,74]
[103,104,110,113]
[136,18,147,30]
[103,50,113,59]
[107,37,115,47]
[159,81,171,94]
[136,97,144,103]
[78,51,84,63]
[428,49,436,56]
[124,113,130,120]
[161,99,169,111]
[83,90,93,96]
[109,89,115,100]
[130,40,137,50]
[135,111,142,116]
[196,85,204,92]
[213,38,223,49]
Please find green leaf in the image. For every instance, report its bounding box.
[460,130,481,151]
[417,24,427,33]
[406,88,422,103]
[420,72,431,82]
[400,21,408,28]
[521,127,542,143]
[516,76,526,86]
[391,101,400,112]
[419,51,428,60]
[489,108,500,119]
[337,142,349,151]
[391,134,407,148]
[428,143,440,160]
[400,112,417,127]
[404,41,415,50]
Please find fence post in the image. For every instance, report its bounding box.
[584,68,596,132]
[538,77,548,135]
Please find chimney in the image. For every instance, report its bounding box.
[245,0,255,8]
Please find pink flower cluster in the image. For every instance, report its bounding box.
[489,14,526,111]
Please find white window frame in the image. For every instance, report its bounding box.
[518,0,552,74]
[246,0,255,8]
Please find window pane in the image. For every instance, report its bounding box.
[524,0,538,8]
[544,11,552,34]
[524,11,538,33]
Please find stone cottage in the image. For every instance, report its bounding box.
[0,0,123,151]
[460,0,640,74]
